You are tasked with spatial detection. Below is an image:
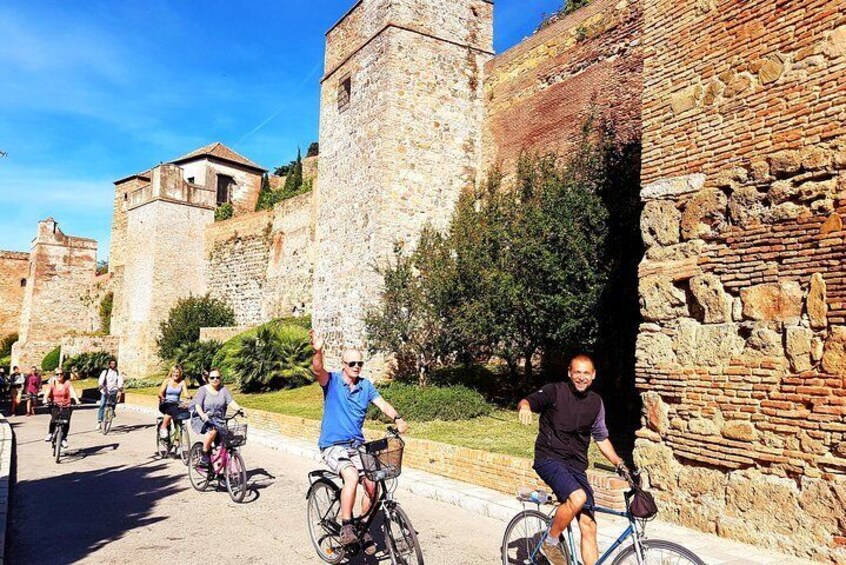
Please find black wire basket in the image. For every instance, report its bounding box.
[224,421,248,447]
[359,436,405,482]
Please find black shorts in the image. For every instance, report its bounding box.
[534,458,595,514]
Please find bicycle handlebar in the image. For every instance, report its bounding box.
[595,462,639,488]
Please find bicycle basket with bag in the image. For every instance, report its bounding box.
[359,436,405,482]
[629,487,658,520]
[224,421,248,447]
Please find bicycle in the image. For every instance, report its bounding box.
[156,401,192,464]
[306,428,424,565]
[187,410,248,503]
[501,465,705,565]
[50,406,73,464]
[101,390,119,434]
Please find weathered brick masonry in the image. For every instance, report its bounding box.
[634,1,846,561]
[0,251,29,339]
[482,0,642,174]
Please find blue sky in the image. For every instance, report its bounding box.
[0,0,562,259]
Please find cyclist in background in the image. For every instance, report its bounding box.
[43,368,80,448]
[309,330,408,552]
[158,364,190,439]
[190,368,244,466]
[96,359,123,430]
[518,354,627,565]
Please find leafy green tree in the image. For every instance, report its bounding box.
[0,333,18,358]
[255,173,274,211]
[157,295,235,360]
[174,340,221,382]
[282,148,303,199]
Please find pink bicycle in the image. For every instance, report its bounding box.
[187,410,248,503]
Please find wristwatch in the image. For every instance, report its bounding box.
[393,415,403,422]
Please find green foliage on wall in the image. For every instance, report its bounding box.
[42,347,61,371]
[99,292,113,335]
[157,294,235,360]
[0,333,17,358]
[214,202,234,221]
[62,351,115,378]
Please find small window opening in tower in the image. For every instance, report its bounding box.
[188,176,195,184]
[20,278,26,287]
[338,75,352,113]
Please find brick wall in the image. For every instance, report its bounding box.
[482,0,642,176]
[635,1,846,561]
[0,251,29,339]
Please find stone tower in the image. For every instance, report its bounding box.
[314,0,494,365]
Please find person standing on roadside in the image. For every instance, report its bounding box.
[24,366,42,416]
[96,359,123,430]
[9,366,23,416]
[517,354,627,565]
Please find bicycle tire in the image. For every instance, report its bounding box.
[179,425,191,465]
[225,450,248,503]
[306,479,345,564]
[187,442,211,491]
[102,407,114,435]
[53,427,64,464]
[611,539,706,565]
[501,509,569,565]
[385,503,424,565]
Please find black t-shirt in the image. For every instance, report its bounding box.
[526,381,607,472]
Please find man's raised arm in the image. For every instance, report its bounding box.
[309,330,330,386]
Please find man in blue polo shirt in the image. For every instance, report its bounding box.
[310,331,408,551]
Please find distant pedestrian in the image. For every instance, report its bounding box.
[24,366,42,416]
[9,366,23,416]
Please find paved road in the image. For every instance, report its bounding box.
[8,404,503,565]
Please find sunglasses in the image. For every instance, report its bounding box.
[346,361,364,368]
[209,375,221,380]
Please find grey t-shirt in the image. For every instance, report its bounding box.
[193,385,233,422]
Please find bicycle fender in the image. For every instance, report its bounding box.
[306,477,340,500]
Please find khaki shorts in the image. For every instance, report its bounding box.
[321,444,364,475]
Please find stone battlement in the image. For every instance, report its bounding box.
[126,164,215,211]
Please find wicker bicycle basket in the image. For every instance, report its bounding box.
[224,422,248,447]
[360,436,405,482]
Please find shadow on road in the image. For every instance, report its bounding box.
[9,460,185,565]
[59,442,120,463]
[242,467,276,504]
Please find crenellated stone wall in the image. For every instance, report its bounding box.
[634,1,846,561]
[482,0,642,176]
[314,0,494,367]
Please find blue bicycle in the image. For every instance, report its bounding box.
[501,466,704,565]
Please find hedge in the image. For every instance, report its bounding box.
[367,383,493,422]
[42,346,61,372]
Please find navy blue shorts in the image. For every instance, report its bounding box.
[534,458,594,513]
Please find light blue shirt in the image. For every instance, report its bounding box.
[318,372,381,449]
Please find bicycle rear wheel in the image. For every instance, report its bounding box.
[611,539,705,565]
[501,509,566,565]
[306,479,345,564]
[53,428,64,464]
[384,503,424,565]
[188,442,211,491]
[102,407,114,434]
[179,425,191,465]
[225,450,247,503]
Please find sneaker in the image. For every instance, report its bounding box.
[95,422,101,430]
[44,433,53,442]
[159,427,169,439]
[361,531,377,555]
[539,538,568,565]
[339,524,358,546]
[61,439,69,449]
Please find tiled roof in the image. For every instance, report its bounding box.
[170,142,265,171]
[114,169,152,184]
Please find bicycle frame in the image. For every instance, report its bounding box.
[307,469,394,539]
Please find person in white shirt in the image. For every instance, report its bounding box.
[96,359,124,429]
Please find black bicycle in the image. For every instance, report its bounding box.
[101,390,119,434]
[306,428,424,565]
[156,401,193,464]
[50,406,73,464]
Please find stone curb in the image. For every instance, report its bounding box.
[117,402,816,565]
[0,413,13,565]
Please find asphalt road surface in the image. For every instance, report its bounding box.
[8,404,504,565]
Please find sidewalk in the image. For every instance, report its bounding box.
[120,403,817,565]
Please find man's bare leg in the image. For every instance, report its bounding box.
[549,489,587,538]
[578,512,599,565]
[360,477,377,516]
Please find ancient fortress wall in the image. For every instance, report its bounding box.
[12,219,97,369]
[0,251,29,339]
[482,0,642,174]
[634,1,846,561]
[314,0,493,363]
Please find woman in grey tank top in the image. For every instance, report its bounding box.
[158,364,190,438]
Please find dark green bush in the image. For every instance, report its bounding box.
[233,325,312,392]
[367,383,493,422]
[0,333,17,358]
[157,294,234,360]
[0,355,10,372]
[214,202,234,221]
[62,351,114,378]
[42,346,61,372]
[173,340,222,382]
[212,316,312,377]
[125,378,161,389]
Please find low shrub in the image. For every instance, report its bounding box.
[214,202,234,221]
[42,346,61,372]
[233,325,312,392]
[212,316,312,378]
[0,333,17,357]
[173,340,222,383]
[125,378,162,389]
[62,351,115,378]
[0,355,10,372]
[367,383,493,422]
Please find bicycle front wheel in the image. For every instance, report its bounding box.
[179,425,191,465]
[385,503,424,565]
[156,421,170,459]
[187,442,211,491]
[53,428,64,464]
[102,407,114,434]
[501,509,567,565]
[611,539,706,565]
[306,479,345,564]
[225,450,248,503]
